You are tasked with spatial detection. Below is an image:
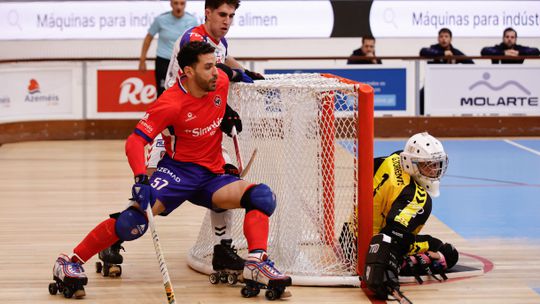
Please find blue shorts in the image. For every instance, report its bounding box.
[150,155,240,214]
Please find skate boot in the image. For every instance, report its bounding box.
[48,254,88,299]
[210,239,245,285]
[96,240,124,277]
[241,251,292,300]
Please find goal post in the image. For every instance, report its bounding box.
[187,73,374,286]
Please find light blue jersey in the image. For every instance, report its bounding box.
[148,11,199,60]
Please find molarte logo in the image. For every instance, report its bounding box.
[24,79,60,105]
[460,73,538,107]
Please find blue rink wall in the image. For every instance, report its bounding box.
[343,138,540,241]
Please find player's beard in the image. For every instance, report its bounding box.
[196,74,217,92]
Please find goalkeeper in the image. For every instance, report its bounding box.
[342,132,459,300]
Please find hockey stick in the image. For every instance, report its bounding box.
[231,126,244,174]
[240,148,257,178]
[145,205,177,304]
[391,288,413,304]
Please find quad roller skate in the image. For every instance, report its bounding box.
[209,239,245,285]
[96,240,124,277]
[241,251,292,300]
[48,254,88,299]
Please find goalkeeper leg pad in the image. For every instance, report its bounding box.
[241,184,276,216]
[114,207,148,241]
[363,233,401,300]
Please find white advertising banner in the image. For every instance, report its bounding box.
[0,64,83,123]
[424,65,540,116]
[0,1,333,40]
[371,1,540,37]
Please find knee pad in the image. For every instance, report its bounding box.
[115,207,148,241]
[240,184,276,216]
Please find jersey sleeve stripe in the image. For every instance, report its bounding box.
[134,128,153,143]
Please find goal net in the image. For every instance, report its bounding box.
[187,73,374,286]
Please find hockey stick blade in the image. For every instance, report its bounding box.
[240,148,257,178]
[146,205,177,304]
[391,289,413,304]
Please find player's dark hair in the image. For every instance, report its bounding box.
[177,41,216,71]
[503,27,517,38]
[205,0,240,10]
[362,36,376,44]
[438,28,452,38]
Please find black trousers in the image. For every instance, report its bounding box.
[155,56,170,97]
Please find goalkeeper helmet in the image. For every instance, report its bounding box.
[400,132,448,197]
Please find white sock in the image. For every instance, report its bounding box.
[211,209,232,243]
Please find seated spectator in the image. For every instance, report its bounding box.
[420,28,474,64]
[347,36,382,64]
[481,27,540,64]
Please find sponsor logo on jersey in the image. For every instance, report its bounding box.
[214,95,222,107]
[185,117,223,137]
[391,156,404,185]
[139,119,153,133]
[142,113,149,121]
[185,112,197,122]
[24,79,60,105]
[156,167,182,183]
[156,138,165,147]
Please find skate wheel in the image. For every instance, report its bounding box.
[227,273,238,285]
[108,265,122,277]
[265,289,278,300]
[219,273,228,283]
[241,286,251,298]
[48,282,58,295]
[62,286,74,299]
[209,273,220,285]
[74,287,86,299]
[103,264,110,277]
[95,261,102,273]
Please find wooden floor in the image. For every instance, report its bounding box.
[1,140,539,303]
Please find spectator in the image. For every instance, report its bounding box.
[420,28,474,64]
[347,36,382,64]
[481,27,540,64]
[419,28,472,115]
[138,0,199,97]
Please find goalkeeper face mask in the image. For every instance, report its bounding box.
[400,132,448,197]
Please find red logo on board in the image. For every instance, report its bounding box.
[97,70,157,112]
[28,79,40,94]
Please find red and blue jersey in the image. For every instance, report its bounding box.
[180,24,228,64]
[131,69,229,174]
[165,25,229,89]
